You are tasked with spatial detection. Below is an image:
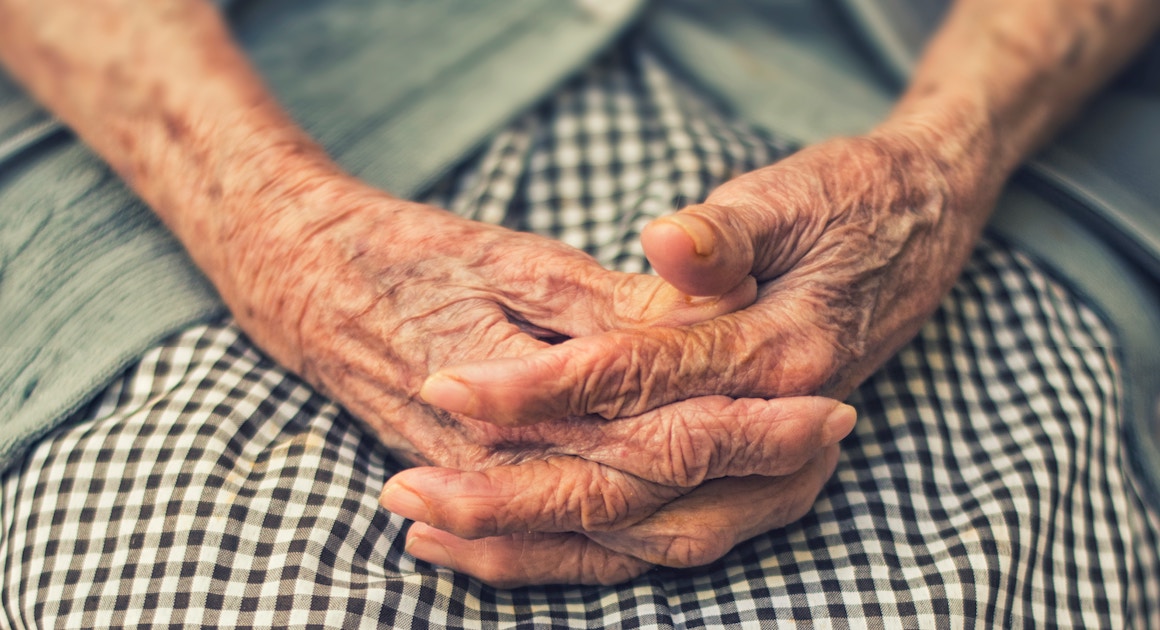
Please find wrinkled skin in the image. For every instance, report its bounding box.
[420,130,994,419]
[0,0,851,589]
[220,172,856,585]
[4,0,1154,593]
[402,126,1003,585]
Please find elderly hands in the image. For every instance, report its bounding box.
[0,0,849,587]
[7,0,1154,593]
[0,0,857,582]
[383,121,1000,586]
[215,169,855,587]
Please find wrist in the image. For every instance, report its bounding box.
[870,100,1008,209]
[200,161,370,375]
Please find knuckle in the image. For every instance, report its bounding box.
[737,401,818,476]
[522,349,571,384]
[576,335,651,419]
[442,509,503,540]
[583,547,651,586]
[700,320,750,394]
[582,480,636,530]
[560,465,651,531]
[550,465,609,530]
[659,532,731,569]
[664,413,709,487]
[704,399,774,475]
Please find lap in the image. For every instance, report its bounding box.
[2,43,1157,628]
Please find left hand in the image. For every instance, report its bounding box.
[417,124,1000,421]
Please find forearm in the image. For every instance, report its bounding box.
[0,0,333,278]
[883,0,1160,192]
[822,0,1160,390]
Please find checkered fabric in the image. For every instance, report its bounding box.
[3,44,1158,628]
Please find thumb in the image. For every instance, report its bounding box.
[641,202,763,297]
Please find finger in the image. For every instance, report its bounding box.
[568,396,855,484]
[640,205,757,297]
[381,459,681,538]
[521,267,757,339]
[640,181,816,297]
[423,384,853,486]
[400,448,842,585]
[419,307,836,425]
[587,445,841,568]
[403,525,652,588]
[381,399,855,537]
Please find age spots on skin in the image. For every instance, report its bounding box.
[1064,32,1088,68]
[162,109,190,143]
[1095,1,1115,26]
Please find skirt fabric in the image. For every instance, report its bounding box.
[2,44,1157,629]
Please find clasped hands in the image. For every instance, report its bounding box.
[223,129,977,587]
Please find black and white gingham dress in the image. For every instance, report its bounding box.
[2,44,1158,628]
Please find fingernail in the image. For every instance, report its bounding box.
[420,374,474,415]
[822,403,857,444]
[406,533,455,568]
[665,214,716,258]
[380,483,432,522]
